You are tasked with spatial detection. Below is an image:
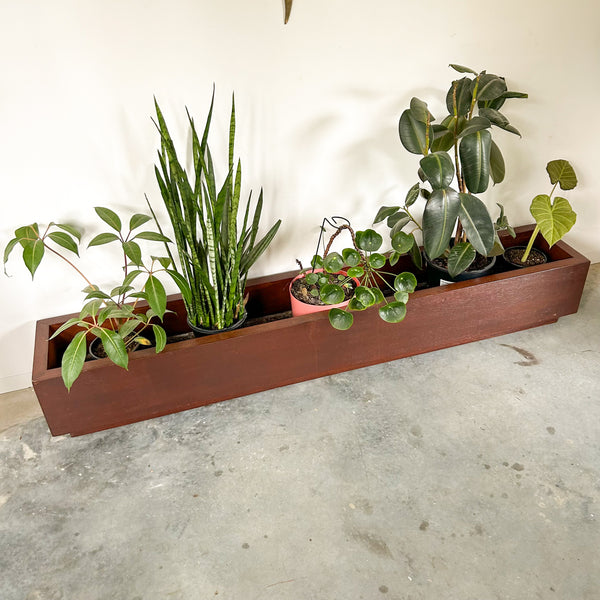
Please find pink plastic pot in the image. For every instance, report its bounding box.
[289,269,358,317]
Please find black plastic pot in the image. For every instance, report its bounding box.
[503,246,549,269]
[187,312,248,338]
[425,254,496,286]
[88,335,147,360]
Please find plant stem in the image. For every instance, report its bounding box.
[521,225,540,262]
[44,243,96,289]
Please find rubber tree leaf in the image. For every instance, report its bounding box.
[48,231,79,256]
[546,160,578,190]
[457,116,491,139]
[431,124,454,153]
[145,275,167,319]
[420,152,455,190]
[489,141,505,184]
[530,195,577,247]
[100,329,128,370]
[409,97,433,124]
[422,188,460,259]
[459,129,491,193]
[399,109,429,155]
[449,64,478,75]
[478,107,509,128]
[447,242,476,277]
[355,229,383,252]
[405,183,420,207]
[458,193,495,255]
[61,330,87,391]
[388,212,411,235]
[474,74,507,101]
[408,235,423,270]
[446,77,473,116]
[379,302,407,323]
[94,207,122,232]
[329,308,353,330]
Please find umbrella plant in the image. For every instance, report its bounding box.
[376,64,528,277]
[151,90,281,332]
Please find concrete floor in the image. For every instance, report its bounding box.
[1,265,599,600]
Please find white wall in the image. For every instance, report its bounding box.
[2,0,599,392]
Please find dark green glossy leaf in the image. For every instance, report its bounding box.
[48,231,79,256]
[457,116,491,139]
[61,331,87,391]
[420,152,455,189]
[348,297,366,311]
[374,206,400,224]
[342,248,361,267]
[311,255,323,269]
[447,242,476,277]
[391,231,414,254]
[379,302,407,323]
[459,130,491,193]
[389,251,400,266]
[405,183,420,207]
[478,107,509,128]
[129,214,152,231]
[446,78,472,116]
[323,252,344,273]
[100,329,128,369]
[388,211,411,231]
[355,229,382,252]
[122,241,143,266]
[320,283,345,305]
[408,236,423,270]
[347,266,364,278]
[368,253,386,269]
[458,193,495,255]
[145,275,167,319]
[88,232,120,247]
[153,324,167,353]
[422,188,460,259]
[546,160,577,190]
[449,63,478,75]
[399,109,429,155]
[431,124,454,152]
[328,308,353,330]
[394,271,418,293]
[372,288,385,304]
[409,97,433,124]
[474,74,507,101]
[94,206,122,232]
[354,286,376,307]
[489,141,505,184]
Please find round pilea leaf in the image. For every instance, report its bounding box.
[348,297,367,311]
[304,272,319,285]
[311,255,323,268]
[354,286,376,307]
[323,252,344,273]
[347,266,364,278]
[372,288,385,304]
[342,248,361,267]
[394,272,418,293]
[320,283,345,305]
[379,301,407,323]
[392,231,415,254]
[368,253,386,269]
[394,291,409,303]
[329,308,353,330]
[355,229,383,252]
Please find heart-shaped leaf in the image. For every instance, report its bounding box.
[530,195,577,247]
[546,160,577,191]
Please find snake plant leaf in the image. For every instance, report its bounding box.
[129,214,152,231]
[489,141,505,184]
[422,188,460,259]
[355,229,383,253]
[409,97,433,124]
[48,231,79,256]
[122,241,143,266]
[329,308,353,330]
[132,231,171,243]
[405,183,421,207]
[367,253,386,269]
[342,248,361,267]
[94,207,122,232]
[391,231,414,254]
[394,272,418,293]
[88,232,120,247]
[431,124,454,153]
[152,324,167,353]
[399,109,429,155]
[373,206,400,224]
[420,152,455,190]
[56,223,82,241]
[458,193,495,255]
[530,195,577,247]
[446,77,473,116]
[323,252,344,273]
[449,64,479,75]
[473,74,507,101]
[459,129,491,193]
[320,283,345,305]
[100,329,128,370]
[457,116,491,139]
[447,242,476,277]
[546,160,578,190]
[61,330,88,391]
[379,301,407,323]
[22,237,45,279]
[145,275,167,319]
[355,286,376,307]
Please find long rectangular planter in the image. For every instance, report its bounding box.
[32,225,590,437]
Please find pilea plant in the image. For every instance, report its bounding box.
[296,217,418,330]
[376,63,528,277]
[3,207,172,390]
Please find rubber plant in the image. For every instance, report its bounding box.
[151,90,281,332]
[296,217,418,330]
[4,208,172,390]
[375,64,528,277]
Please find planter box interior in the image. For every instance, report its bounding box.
[32,225,590,437]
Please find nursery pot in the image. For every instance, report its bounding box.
[503,246,549,269]
[289,269,359,317]
[425,254,497,286]
[187,312,248,338]
[88,335,146,360]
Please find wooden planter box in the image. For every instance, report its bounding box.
[32,225,590,437]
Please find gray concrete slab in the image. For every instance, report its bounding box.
[1,265,599,600]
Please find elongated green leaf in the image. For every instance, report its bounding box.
[3,238,20,272]
[379,301,407,323]
[546,160,577,190]
[405,183,420,207]
[22,238,45,278]
[48,231,79,256]
[408,235,423,270]
[49,317,82,340]
[119,319,141,340]
[489,141,505,184]
[449,64,478,75]
[61,331,87,391]
[373,206,400,224]
[355,229,382,252]
[474,74,507,101]
[459,129,491,193]
[122,269,143,288]
[80,299,103,319]
[458,193,495,255]
[167,269,192,308]
[84,290,112,301]
[530,195,576,247]
[448,242,476,277]
[56,223,82,241]
[388,211,411,231]
[422,188,460,259]
[132,231,171,243]
[478,107,509,128]
[145,275,167,319]
[129,214,152,231]
[153,324,167,353]
[431,124,454,153]
[100,329,128,369]
[122,241,142,266]
[446,77,473,116]
[457,116,491,139]
[329,308,353,330]
[88,233,120,247]
[399,109,429,155]
[420,152,455,189]
[94,207,122,232]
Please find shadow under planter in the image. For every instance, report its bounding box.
[32,225,590,437]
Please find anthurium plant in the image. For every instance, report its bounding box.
[297,217,418,330]
[376,64,527,277]
[519,159,578,262]
[4,208,172,390]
